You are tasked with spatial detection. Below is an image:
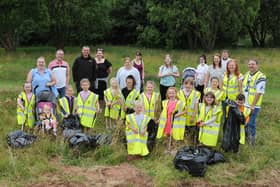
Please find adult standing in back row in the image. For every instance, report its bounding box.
[158,54,180,101]
[132,50,145,92]
[94,48,112,104]
[116,57,141,91]
[72,46,96,93]
[204,53,224,89]
[243,59,266,146]
[48,49,70,98]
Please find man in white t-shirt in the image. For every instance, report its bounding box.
[195,54,208,102]
[116,57,141,91]
[242,59,266,145]
[48,49,70,97]
[221,50,231,73]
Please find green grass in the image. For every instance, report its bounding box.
[0,46,280,186]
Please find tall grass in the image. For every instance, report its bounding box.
[0,46,279,186]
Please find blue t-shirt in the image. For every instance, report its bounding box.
[32,68,58,97]
[159,65,178,86]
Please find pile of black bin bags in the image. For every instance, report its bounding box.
[174,146,226,177]
[7,130,37,148]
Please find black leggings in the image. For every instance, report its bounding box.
[160,84,174,101]
[195,84,204,103]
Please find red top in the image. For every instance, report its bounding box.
[164,100,177,136]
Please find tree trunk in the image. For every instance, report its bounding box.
[246,26,260,47]
[0,33,17,52]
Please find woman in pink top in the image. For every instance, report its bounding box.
[132,50,144,92]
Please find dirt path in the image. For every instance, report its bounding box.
[32,162,153,187]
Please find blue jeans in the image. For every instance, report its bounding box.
[246,108,260,138]
[57,87,66,98]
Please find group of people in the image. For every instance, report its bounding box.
[16,47,266,160]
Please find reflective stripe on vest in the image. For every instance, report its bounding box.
[59,97,70,115]
[223,73,241,100]
[77,92,98,128]
[125,89,139,108]
[198,103,221,146]
[242,71,265,107]
[140,92,159,119]
[16,92,35,127]
[157,100,186,140]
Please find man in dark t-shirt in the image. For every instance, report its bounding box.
[72,46,96,93]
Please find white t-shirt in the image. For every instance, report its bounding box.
[116,67,141,91]
[221,58,231,72]
[196,63,208,86]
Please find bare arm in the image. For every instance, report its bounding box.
[26,70,32,83]
[66,63,70,85]
[204,72,210,88]
[142,61,145,80]
[46,73,56,86]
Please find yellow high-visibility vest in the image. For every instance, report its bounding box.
[177,89,200,126]
[104,88,123,120]
[223,73,242,100]
[126,113,150,156]
[204,87,225,105]
[140,92,159,119]
[198,103,222,147]
[58,96,76,116]
[121,89,139,119]
[17,92,35,128]
[239,106,250,144]
[242,71,266,107]
[77,92,98,128]
[157,100,186,140]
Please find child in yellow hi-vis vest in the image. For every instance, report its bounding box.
[177,77,200,142]
[17,82,35,130]
[204,77,225,105]
[221,94,250,153]
[157,87,186,145]
[197,91,222,147]
[76,78,100,132]
[126,100,151,160]
[139,80,160,121]
[104,77,124,129]
[121,75,140,119]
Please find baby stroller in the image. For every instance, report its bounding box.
[34,87,57,135]
[181,67,197,88]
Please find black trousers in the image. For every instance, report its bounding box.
[195,84,204,103]
[160,84,174,101]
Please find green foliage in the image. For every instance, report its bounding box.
[2,0,280,50]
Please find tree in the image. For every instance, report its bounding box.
[0,0,49,52]
[107,0,148,44]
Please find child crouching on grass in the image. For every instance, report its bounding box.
[125,100,151,160]
[76,78,100,133]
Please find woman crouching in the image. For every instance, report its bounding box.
[125,100,151,160]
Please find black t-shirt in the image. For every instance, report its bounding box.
[121,87,133,100]
[95,59,112,78]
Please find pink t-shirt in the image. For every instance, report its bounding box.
[145,93,152,101]
[27,92,33,102]
[164,100,177,135]
[80,91,90,102]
